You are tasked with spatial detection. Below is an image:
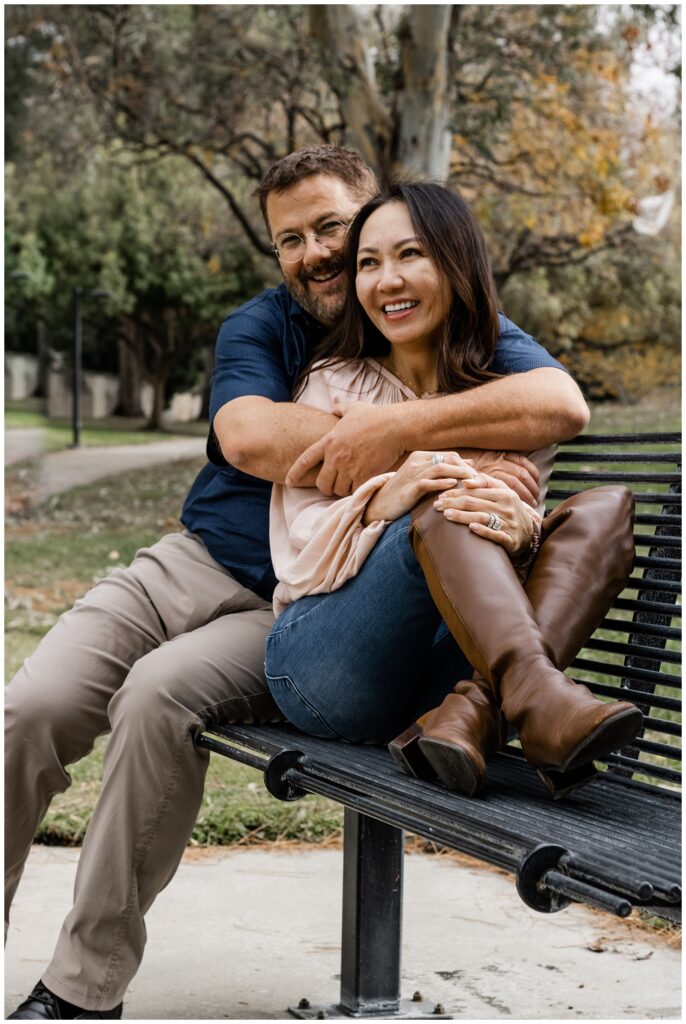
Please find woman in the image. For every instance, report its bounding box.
[265,182,642,799]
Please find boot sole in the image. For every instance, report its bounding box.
[560,705,643,773]
[536,706,643,798]
[417,737,485,796]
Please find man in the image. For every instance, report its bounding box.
[6,145,588,1019]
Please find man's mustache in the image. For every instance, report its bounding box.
[299,259,346,283]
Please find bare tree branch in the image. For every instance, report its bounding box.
[155,135,273,255]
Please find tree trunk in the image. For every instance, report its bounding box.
[396,6,452,180]
[199,343,214,421]
[145,374,166,431]
[117,328,144,417]
[310,5,394,180]
[36,319,49,399]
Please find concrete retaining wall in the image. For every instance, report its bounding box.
[5,354,39,401]
[47,369,120,420]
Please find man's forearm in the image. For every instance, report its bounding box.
[395,368,589,452]
[214,396,338,483]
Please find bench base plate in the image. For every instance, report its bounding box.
[289,997,452,1019]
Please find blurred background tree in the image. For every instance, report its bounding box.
[5,3,680,408]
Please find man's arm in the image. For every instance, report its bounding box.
[214,395,337,485]
[215,365,582,504]
[286,367,589,496]
[208,286,339,487]
[213,298,586,499]
[388,366,589,450]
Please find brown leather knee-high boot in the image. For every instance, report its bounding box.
[390,486,642,797]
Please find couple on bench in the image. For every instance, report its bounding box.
[6,145,641,1019]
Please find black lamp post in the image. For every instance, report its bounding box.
[72,288,113,448]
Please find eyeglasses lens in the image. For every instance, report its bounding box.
[276,222,347,262]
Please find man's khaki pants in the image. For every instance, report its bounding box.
[5,531,281,1011]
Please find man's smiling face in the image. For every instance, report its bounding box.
[266,174,363,326]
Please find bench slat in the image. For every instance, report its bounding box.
[634,533,681,548]
[583,637,681,662]
[572,661,681,689]
[612,599,681,619]
[579,681,680,711]
[549,490,679,504]
[552,473,683,485]
[636,716,680,737]
[630,737,682,760]
[555,451,681,463]
[634,513,681,526]
[604,754,680,783]
[559,433,680,444]
[601,616,681,637]
[624,576,680,593]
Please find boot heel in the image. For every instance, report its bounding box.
[388,723,436,780]
[537,762,597,800]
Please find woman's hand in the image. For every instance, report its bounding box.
[364,451,477,525]
[433,473,536,558]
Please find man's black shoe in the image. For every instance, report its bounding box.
[8,981,123,1019]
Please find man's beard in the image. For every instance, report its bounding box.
[287,258,347,326]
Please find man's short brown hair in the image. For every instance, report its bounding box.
[255,145,379,233]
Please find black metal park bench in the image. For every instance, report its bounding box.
[197,432,681,1020]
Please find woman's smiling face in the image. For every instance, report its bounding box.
[355,201,452,351]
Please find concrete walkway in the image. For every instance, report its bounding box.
[5,846,681,1021]
[4,427,47,466]
[5,429,206,500]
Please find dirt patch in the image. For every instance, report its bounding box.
[6,581,88,613]
[5,475,42,520]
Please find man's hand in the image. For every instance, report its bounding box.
[458,449,540,508]
[285,396,542,505]
[286,400,406,496]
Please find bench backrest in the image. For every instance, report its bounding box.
[547,432,681,790]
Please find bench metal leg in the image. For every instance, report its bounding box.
[340,808,404,1015]
[289,809,449,1019]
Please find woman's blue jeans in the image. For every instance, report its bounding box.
[265,514,473,744]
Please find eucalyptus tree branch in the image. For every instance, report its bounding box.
[155,136,273,254]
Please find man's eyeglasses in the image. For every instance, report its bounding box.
[272,220,349,263]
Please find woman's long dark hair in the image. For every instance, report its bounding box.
[294,181,502,398]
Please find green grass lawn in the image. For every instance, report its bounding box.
[5,405,207,450]
[585,393,680,435]
[5,396,681,846]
